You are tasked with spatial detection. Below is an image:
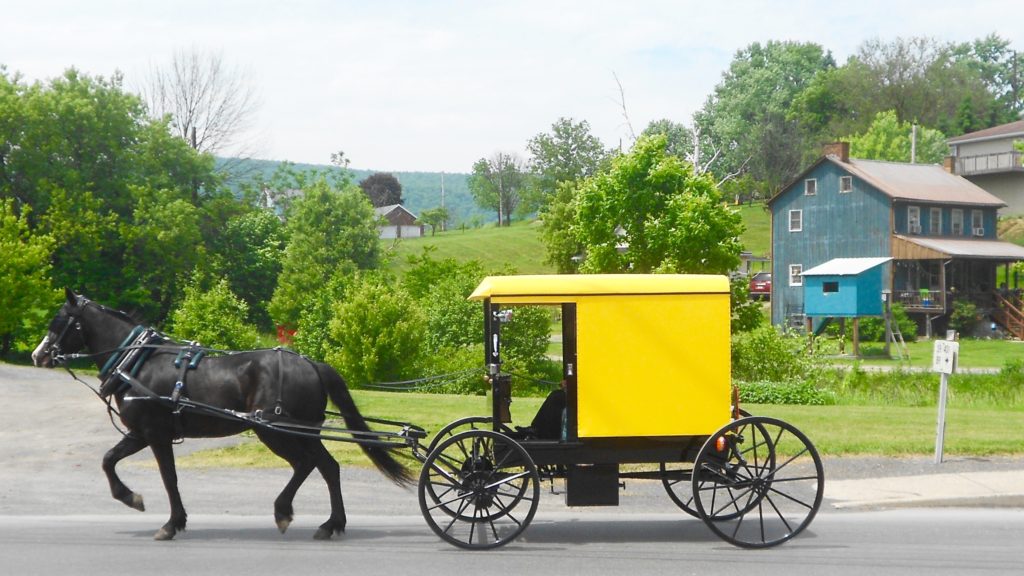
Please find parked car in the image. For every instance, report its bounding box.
[749,272,771,300]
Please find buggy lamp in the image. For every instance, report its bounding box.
[715,436,728,452]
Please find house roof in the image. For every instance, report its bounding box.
[373,204,418,219]
[802,257,892,277]
[771,156,1006,207]
[893,236,1024,260]
[947,120,1024,144]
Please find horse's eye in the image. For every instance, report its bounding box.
[48,316,65,332]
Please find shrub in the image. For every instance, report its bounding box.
[738,380,835,406]
[325,276,426,388]
[168,278,261,350]
[949,300,979,335]
[731,324,814,382]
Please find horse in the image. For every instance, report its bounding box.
[32,289,413,541]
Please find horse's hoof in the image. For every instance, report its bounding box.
[153,527,175,541]
[313,527,334,540]
[276,517,292,534]
[129,494,145,512]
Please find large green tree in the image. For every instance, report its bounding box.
[468,152,527,226]
[269,178,379,327]
[845,110,948,164]
[0,200,58,356]
[696,41,835,195]
[524,117,607,212]
[572,134,744,275]
[358,172,404,207]
[207,208,285,330]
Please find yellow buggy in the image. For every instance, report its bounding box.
[416,274,825,549]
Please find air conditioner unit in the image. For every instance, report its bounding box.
[973,227,985,236]
[910,225,922,234]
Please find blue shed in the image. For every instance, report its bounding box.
[802,257,892,317]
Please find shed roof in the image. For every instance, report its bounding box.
[468,274,729,301]
[801,257,892,277]
[373,204,418,218]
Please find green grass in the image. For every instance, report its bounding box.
[735,203,771,257]
[178,388,1024,469]
[825,337,1023,369]
[383,220,553,276]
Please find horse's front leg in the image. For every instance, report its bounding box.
[102,434,148,511]
[149,439,187,541]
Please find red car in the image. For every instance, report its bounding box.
[749,272,771,300]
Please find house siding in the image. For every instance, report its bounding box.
[892,203,998,237]
[770,162,891,326]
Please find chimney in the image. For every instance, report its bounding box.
[943,156,956,174]
[823,141,850,163]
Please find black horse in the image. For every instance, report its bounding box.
[32,289,412,541]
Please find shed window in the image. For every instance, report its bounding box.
[822,281,839,293]
[789,264,803,287]
[839,176,852,193]
[804,179,817,196]
[789,209,803,232]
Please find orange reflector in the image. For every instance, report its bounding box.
[715,436,727,452]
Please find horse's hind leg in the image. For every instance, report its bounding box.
[312,442,346,540]
[255,430,317,534]
[149,439,187,541]
[102,434,148,511]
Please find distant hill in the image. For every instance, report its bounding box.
[216,157,494,226]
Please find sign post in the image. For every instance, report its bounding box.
[932,336,959,464]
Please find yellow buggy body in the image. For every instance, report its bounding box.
[469,274,732,438]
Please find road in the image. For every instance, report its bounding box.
[2,509,1023,575]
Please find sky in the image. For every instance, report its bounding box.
[3,0,1023,173]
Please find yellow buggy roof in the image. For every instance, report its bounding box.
[469,274,729,303]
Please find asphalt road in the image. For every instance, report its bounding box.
[4,363,1024,575]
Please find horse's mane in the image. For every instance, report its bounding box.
[80,297,144,326]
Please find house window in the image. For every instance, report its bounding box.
[789,209,803,232]
[823,281,839,293]
[929,207,942,235]
[951,209,964,236]
[839,176,853,193]
[971,210,984,236]
[908,206,921,234]
[789,264,803,287]
[804,179,817,196]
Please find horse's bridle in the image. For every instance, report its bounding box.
[44,302,88,364]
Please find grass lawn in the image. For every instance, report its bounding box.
[179,389,1024,470]
[827,337,1024,369]
[735,203,771,257]
[383,220,553,276]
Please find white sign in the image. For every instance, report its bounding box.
[931,340,959,375]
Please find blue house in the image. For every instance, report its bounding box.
[768,142,1024,337]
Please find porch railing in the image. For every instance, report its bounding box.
[956,150,1024,176]
[992,292,1024,340]
[894,289,946,311]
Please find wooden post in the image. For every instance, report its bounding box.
[852,317,861,358]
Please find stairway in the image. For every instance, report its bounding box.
[992,292,1024,340]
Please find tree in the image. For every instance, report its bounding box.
[168,277,261,350]
[207,208,285,330]
[419,207,449,236]
[358,172,404,207]
[640,119,693,160]
[468,152,527,226]
[696,41,835,194]
[572,134,744,275]
[140,49,259,159]
[0,200,58,356]
[269,179,379,327]
[845,110,948,164]
[525,118,607,212]
[951,34,1024,119]
[325,275,425,387]
[539,181,584,273]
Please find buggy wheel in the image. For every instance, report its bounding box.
[428,416,515,453]
[661,409,752,518]
[693,416,823,548]
[418,429,540,550]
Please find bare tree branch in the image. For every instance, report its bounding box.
[612,72,637,145]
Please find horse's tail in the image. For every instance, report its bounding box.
[313,362,414,487]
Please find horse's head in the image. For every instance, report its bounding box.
[32,288,89,368]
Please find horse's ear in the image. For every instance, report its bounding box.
[65,287,78,304]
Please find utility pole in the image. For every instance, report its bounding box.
[911,124,917,164]
[440,172,446,232]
